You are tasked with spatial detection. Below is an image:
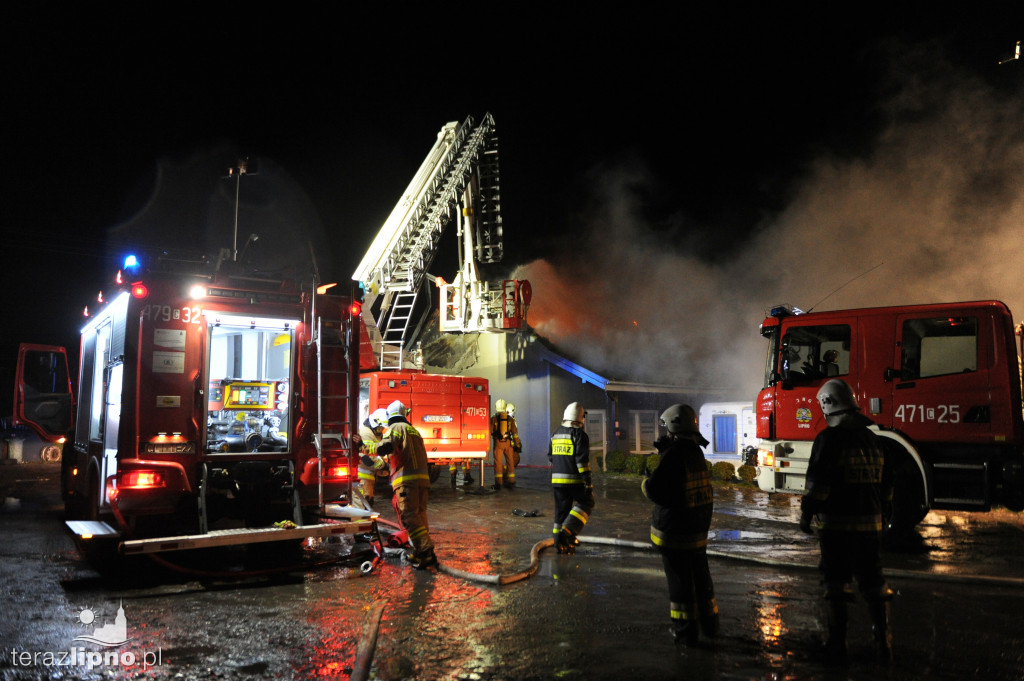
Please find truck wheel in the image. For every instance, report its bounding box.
[883,453,927,544]
[428,464,440,484]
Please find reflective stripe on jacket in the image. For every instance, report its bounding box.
[547,425,591,486]
[641,435,713,551]
[801,414,891,533]
[381,420,431,488]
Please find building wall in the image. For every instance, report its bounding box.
[422,326,735,466]
[448,331,603,467]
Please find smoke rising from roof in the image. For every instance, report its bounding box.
[516,47,1024,401]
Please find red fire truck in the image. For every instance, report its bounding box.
[754,300,1024,536]
[359,371,490,482]
[28,253,377,553]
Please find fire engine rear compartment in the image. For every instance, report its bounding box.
[204,316,295,456]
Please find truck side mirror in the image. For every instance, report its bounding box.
[883,367,898,382]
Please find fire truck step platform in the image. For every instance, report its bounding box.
[66,517,378,555]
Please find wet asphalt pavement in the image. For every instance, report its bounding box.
[1,461,1023,681]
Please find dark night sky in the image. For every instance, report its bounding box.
[2,5,1021,387]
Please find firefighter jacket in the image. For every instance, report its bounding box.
[378,418,431,488]
[641,435,713,550]
[491,412,522,451]
[801,413,893,533]
[358,420,385,475]
[547,425,591,487]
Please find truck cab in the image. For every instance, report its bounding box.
[756,301,1024,533]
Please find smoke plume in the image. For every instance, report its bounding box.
[516,47,1024,400]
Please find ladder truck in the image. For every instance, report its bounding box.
[753,300,1024,537]
[26,252,378,555]
[352,113,531,483]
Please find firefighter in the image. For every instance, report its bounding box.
[799,378,894,664]
[491,398,521,489]
[377,399,437,569]
[356,408,389,509]
[507,402,523,468]
[642,404,719,646]
[448,459,473,489]
[547,402,594,554]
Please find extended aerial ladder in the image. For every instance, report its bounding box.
[352,113,531,369]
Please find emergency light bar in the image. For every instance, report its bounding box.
[766,304,804,318]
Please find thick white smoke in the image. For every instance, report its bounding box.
[517,50,1024,400]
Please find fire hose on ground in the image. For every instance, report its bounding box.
[349,529,1024,681]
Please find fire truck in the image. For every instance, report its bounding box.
[7,343,74,463]
[32,253,377,553]
[754,300,1024,536]
[352,113,530,482]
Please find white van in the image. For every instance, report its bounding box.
[698,402,757,461]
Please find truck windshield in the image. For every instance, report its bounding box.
[780,324,851,384]
[763,327,779,388]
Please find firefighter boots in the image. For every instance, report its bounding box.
[700,610,721,639]
[670,617,700,646]
[406,548,438,570]
[824,599,849,664]
[555,529,579,555]
[868,600,893,664]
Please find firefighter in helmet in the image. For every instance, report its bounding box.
[642,403,719,646]
[800,378,894,664]
[356,408,389,509]
[547,402,594,554]
[491,398,521,489]
[377,400,437,569]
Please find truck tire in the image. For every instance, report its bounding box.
[883,451,927,543]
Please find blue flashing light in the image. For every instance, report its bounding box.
[766,304,804,318]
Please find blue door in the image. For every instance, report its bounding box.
[713,414,737,454]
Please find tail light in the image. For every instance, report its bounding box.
[120,470,167,489]
[323,464,351,481]
[757,447,775,467]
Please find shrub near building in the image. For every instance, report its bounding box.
[603,451,757,486]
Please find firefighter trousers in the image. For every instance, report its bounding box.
[659,545,719,635]
[392,484,434,554]
[357,465,376,506]
[552,484,594,538]
[493,439,517,484]
[818,530,885,591]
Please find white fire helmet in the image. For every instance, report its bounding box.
[506,403,516,418]
[386,400,408,420]
[495,398,508,413]
[369,408,389,429]
[817,379,860,418]
[660,404,709,446]
[562,402,585,427]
